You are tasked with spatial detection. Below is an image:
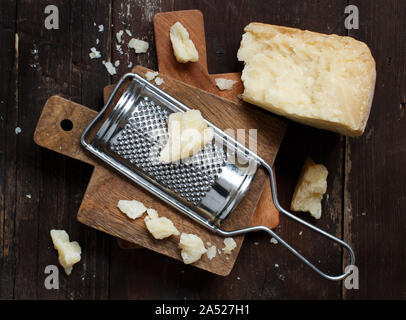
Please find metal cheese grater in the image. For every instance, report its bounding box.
[81,73,355,281]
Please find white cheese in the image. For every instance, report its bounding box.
[102,61,117,75]
[117,199,147,219]
[144,208,180,240]
[169,22,199,63]
[154,77,164,86]
[98,24,104,32]
[179,233,207,264]
[206,245,217,260]
[222,237,236,254]
[145,71,159,81]
[128,38,149,53]
[237,23,376,136]
[215,78,237,91]
[89,47,101,59]
[159,110,214,163]
[290,157,328,219]
[50,230,82,275]
[116,30,124,43]
[125,29,132,37]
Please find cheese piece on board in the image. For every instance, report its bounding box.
[170,22,199,63]
[237,23,376,136]
[50,230,82,275]
[179,233,207,264]
[159,110,214,163]
[117,200,147,219]
[290,157,328,219]
[144,208,180,240]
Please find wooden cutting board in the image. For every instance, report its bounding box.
[34,65,285,276]
[113,9,282,250]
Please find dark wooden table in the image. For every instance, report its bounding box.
[1,0,405,300]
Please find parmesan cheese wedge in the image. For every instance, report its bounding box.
[159,110,214,163]
[237,23,376,136]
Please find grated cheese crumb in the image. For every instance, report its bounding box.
[89,47,101,59]
[215,78,238,91]
[222,237,236,254]
[145,71,158,81]
[116,30,124,43]
[102,61,117,75]
[206,245,217,260]
[128,38,149,53]
[154,77,164,86]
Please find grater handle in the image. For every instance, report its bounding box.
[215,161,356,281]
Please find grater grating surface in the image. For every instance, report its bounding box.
[109,97,227,207]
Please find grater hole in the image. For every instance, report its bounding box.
[60,119,73,131]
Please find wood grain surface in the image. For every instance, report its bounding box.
[2,0,405,299]
[33,64,285,276]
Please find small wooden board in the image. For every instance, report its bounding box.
[34,66,285,276]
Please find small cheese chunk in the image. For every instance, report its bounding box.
[128,38,149,53]
[159,110,214,163]
[116,30,124,43]
[237,23,376,136]
[145,71,159,81]
[290,157,328,219]
[206,245,217,260]
[117,200,147,219]
[102,61,117,75]
[50,230,81,275]
[144,209,180,240]
[154,77,164,86]
[179,233,207,264]
[89,47,101,59]
[222,237,237,254]
[169,22,199,63]
[98,24,104,32]
[215,78,238,91]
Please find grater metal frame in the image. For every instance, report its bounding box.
[81,73,355,281]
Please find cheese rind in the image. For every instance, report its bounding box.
[290,157,328,219]
[159,110,214,163]
[50,230,82,275]
[237,23,376,136]
[170,22,199,63]
[179,233,207,264]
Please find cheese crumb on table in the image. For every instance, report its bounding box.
[125,29,132,37]
[89,47,101,59]
[102,61,117,75]
[169,22,199,63]
[222,237,237,254]
[159,110,214,163]
[215,78,238,91]
[206,245,217,260]
[116,30,124,43]
[50,230,81,275]
[145,71,159,81]
[290,157,328,219]
[117,199,147,219]
[15,127,22,135]
[179,233,207,264]
[144,208,180,240]
[128,38,149,53]
[98,24,104,32]
[154,77,164,86]
[270,237,278,244]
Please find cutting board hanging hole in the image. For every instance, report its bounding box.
[60,119,73,131]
